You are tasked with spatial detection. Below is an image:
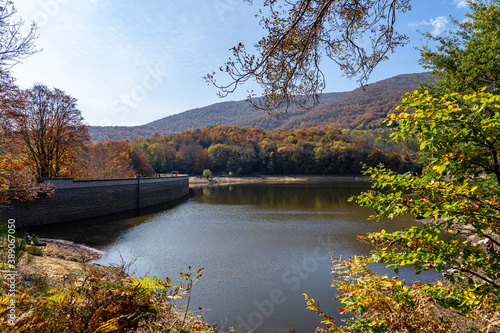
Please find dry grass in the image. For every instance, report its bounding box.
[1,239,216,333]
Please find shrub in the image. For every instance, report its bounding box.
[202,169,212,179]
[0,265,210,332]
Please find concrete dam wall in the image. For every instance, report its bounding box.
[1,177,189,227]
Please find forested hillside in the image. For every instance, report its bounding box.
[117,125,420,176]
[89,72,431,142]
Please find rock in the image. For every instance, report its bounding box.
[25,245,43,256]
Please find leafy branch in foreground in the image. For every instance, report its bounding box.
[344,89,500,331]
[361,89,500,285]
[206,0,411,115]
[305,2,500,330]
[305,255,498,332]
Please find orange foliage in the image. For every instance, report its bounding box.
[73,141,136,179]
[125,125,419,176]
[0,70,48,207]
[18,84,89,179]
[74,140,155,179]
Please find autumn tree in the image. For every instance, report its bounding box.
[0,2,41,208]
[130,146,155,177]
[72,141,135,180]
[177,142,206,174]
[361,0,500,293]
[18,84,89,179]
[206,0,411,114]
[0,70,46,207]
[358,0,500,292]
[193,150,209,174]
[348,89,500,331]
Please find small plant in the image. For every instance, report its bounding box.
[0,223,26,265]
[202,169,212,179]
[178,267,204,330]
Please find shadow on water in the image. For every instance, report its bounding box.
[29,195,190,248]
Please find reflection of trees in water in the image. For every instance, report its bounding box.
[197,183,370,210]
[32,199,187,247]
[202,186,220,199]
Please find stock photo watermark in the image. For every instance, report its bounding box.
[102,62,168,126]
[21,0,72,31]
[235,235,338,332]
[213,0,246,20]
[4,219,18,325]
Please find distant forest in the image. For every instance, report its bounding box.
[83,73,433,177]
[95,125,421,177]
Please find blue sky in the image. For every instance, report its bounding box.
[11,0,469,126]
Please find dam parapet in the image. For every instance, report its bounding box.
[1,176,189,227]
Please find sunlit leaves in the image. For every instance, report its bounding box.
[305,256,460,332]
[306,1,500,331]
[353,87,500,329]
[0,69,47,207]
[394,90,500,178]
[129,276,172,295]
[19,84,90,180]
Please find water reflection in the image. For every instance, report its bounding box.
[32,197,189,247]
[197,183,369,210]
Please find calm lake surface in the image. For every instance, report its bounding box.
[40,182,444,332]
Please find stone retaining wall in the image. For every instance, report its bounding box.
[1,177,189,227]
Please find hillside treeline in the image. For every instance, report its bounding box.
[89,125,420,178]
[89,73,431,143]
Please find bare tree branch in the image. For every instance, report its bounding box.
[206,0,411,115]
[0,1,39,68]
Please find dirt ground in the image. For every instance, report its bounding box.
[17,239,125,288]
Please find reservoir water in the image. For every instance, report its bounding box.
[40,182,444,332]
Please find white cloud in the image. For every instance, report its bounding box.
[408,16,449,36]
[453,0,468,8]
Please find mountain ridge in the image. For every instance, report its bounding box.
[89,72,431,142]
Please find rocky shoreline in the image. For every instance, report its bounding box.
[17,238,125,288]
[189,174,369,186]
